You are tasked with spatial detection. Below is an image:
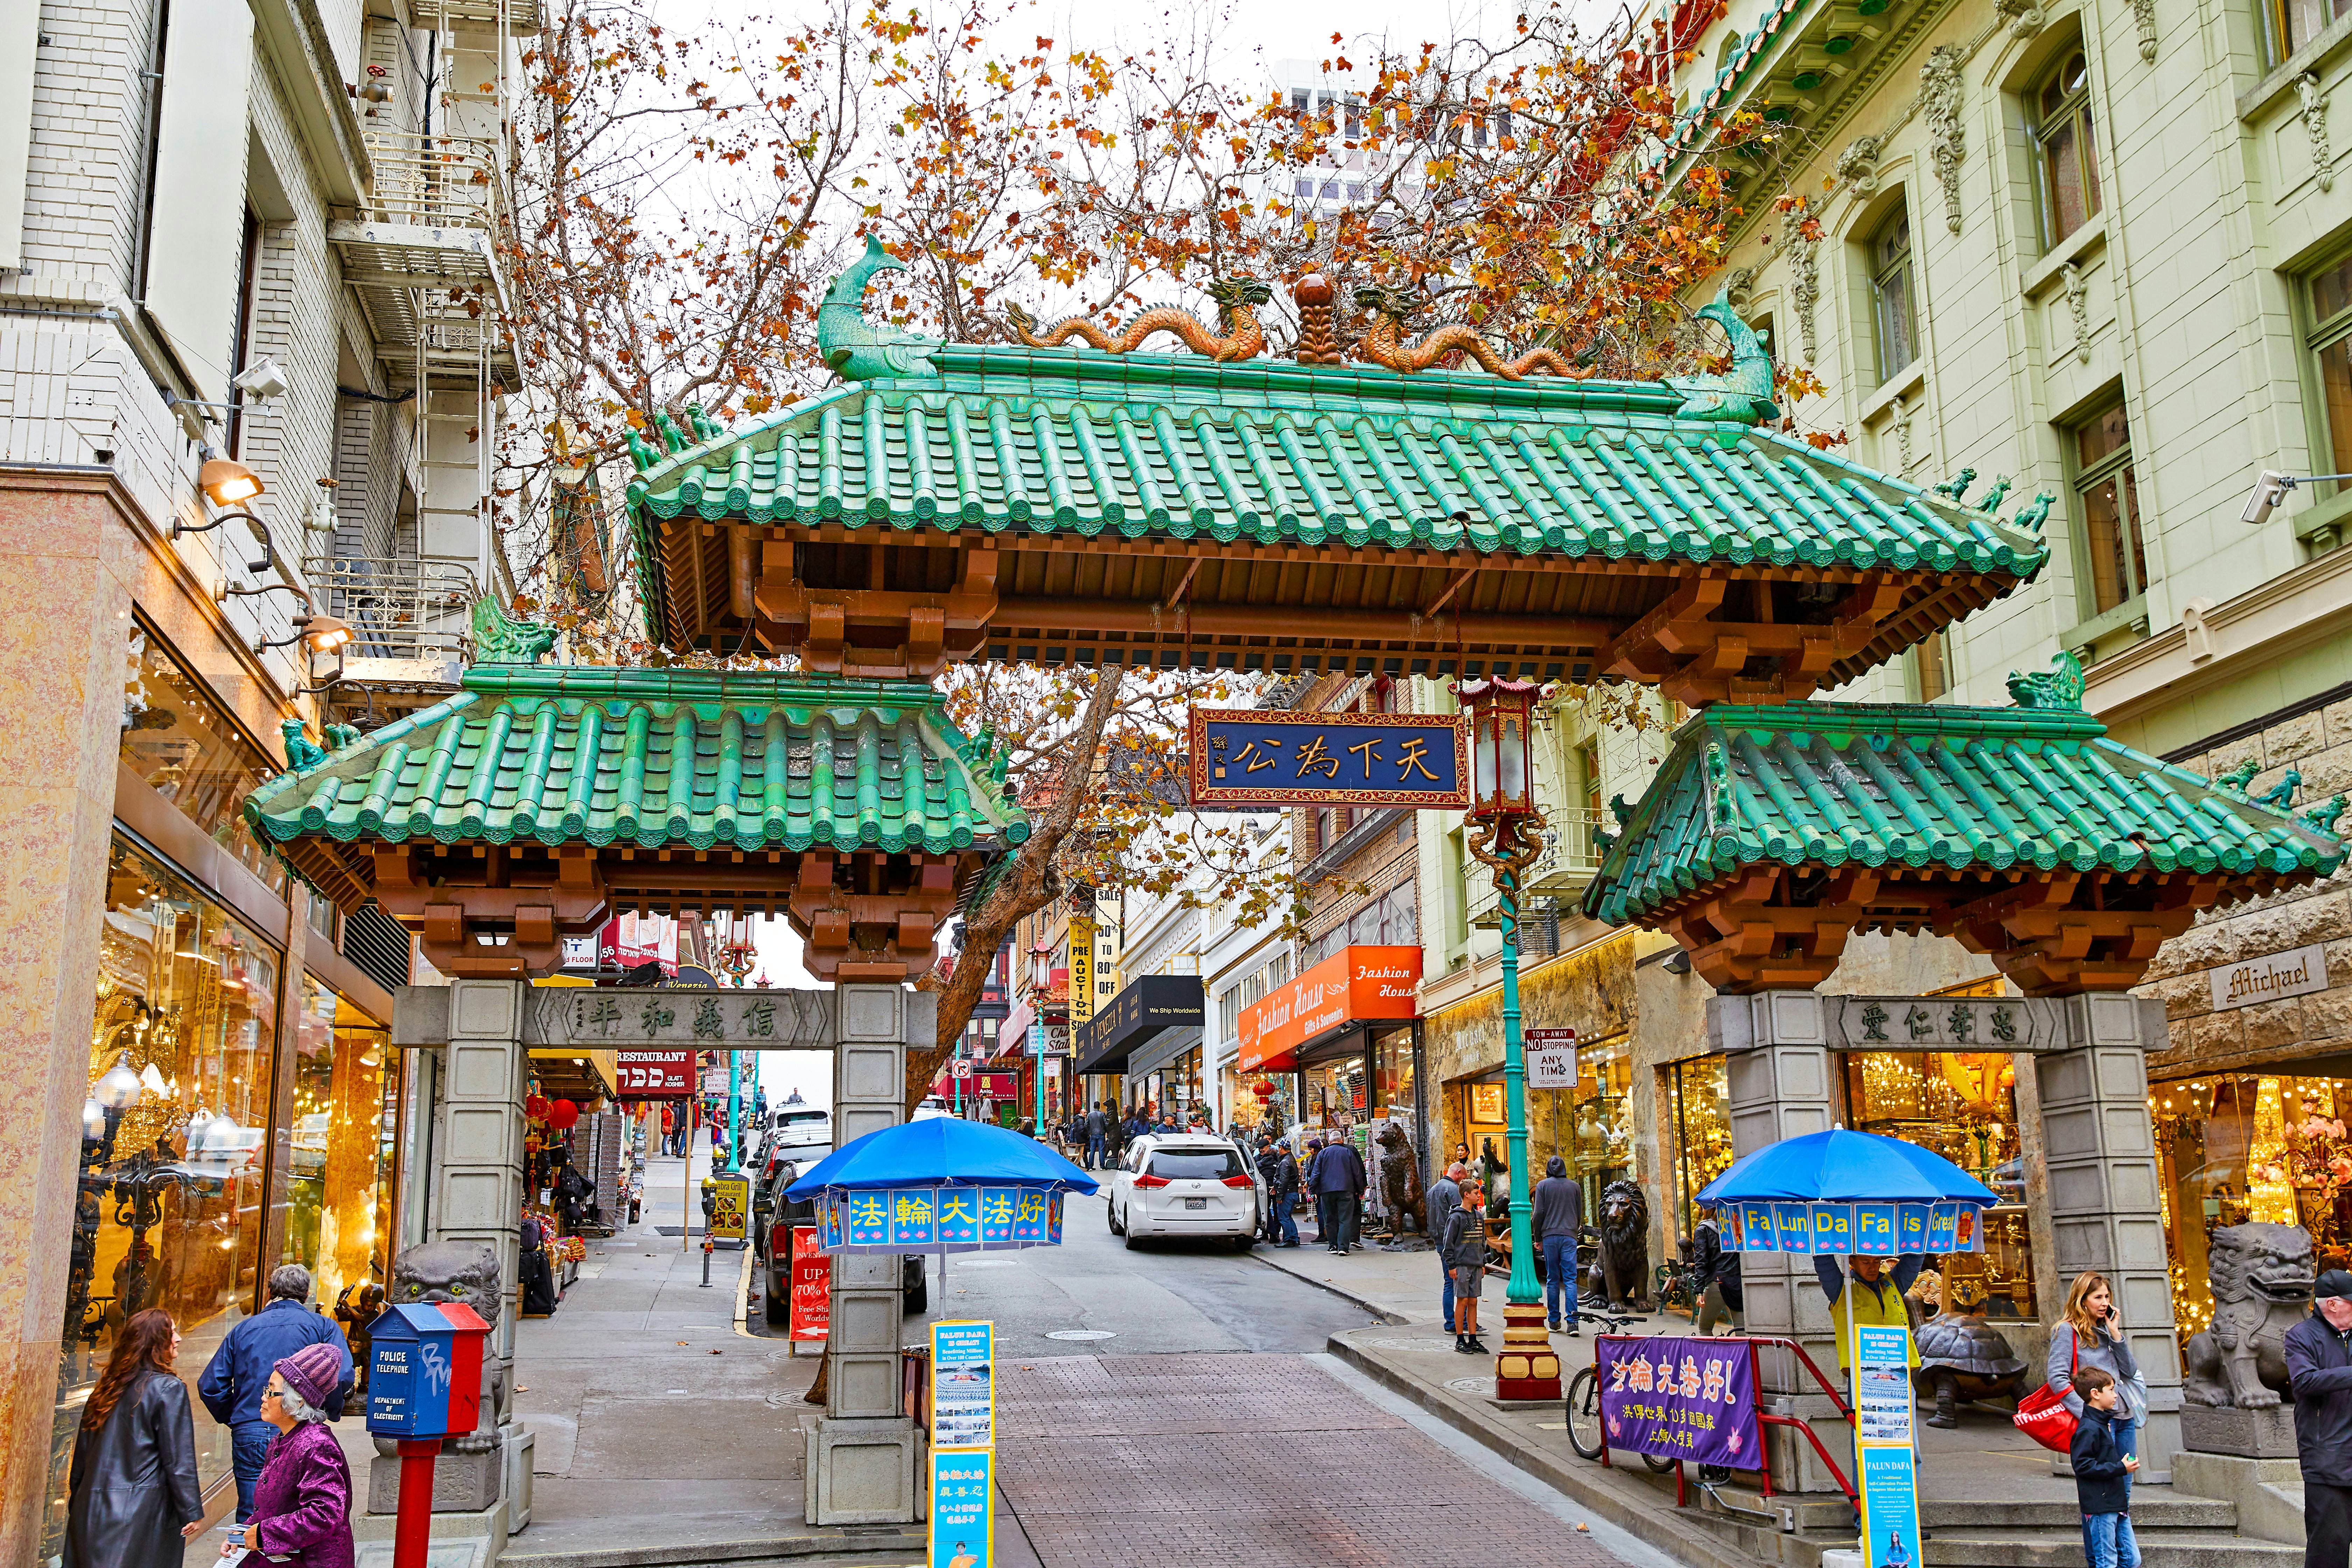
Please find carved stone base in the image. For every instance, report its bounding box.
[367,1443,502,1514]
[1495,1302,1562,1400]
[2179,1402,2300,1459]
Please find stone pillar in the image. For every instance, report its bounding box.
[370,978,528,1528]
[2037,994,2182,1483]
[0,474,142,1568]
[1711,992,1851,1502]
[806,983,930,1525]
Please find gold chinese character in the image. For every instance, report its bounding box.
[1232,738,1282,773]
[1347,738,1381,774]
[1295,734,1339,779]
[1396,737,1441,782]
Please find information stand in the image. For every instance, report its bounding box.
[929,1320,995,1567]
[1853,1322,1921,1568]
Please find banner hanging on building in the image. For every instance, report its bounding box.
[1594,1334,1758,1468]
[1187,708,1468,808]
[1068,917,1096,1027]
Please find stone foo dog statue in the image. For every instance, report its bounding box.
[2183,1222,2315,1409]
[1375,1122,1427,1237]
[1583,1180,1652,1312]
[373,1240,506,1456]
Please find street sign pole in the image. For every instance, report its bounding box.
[727,1049,743,1173]
[1030,1021,1046,1134]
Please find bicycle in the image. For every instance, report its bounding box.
[1563,1310,1678,1473]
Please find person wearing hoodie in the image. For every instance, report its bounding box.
[2067,1366,2141,1568]
[1530,1155,1584,1336]
[1443,1180,1490,1354]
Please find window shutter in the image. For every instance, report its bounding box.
[145,0,254,404]
[0,2,37,271]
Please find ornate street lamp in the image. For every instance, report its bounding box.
[1457,676,1561,1401]
[1028,939,1056,1134]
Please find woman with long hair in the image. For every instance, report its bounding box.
[66,1307,205,1568]
[2047,1272,2152,1490]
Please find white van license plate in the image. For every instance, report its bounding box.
[1185,1197,1208,1211]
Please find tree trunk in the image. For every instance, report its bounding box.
[902,671,1125,1116]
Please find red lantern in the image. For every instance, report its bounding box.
[525,1094,551,1121]
[548,1099,580,1130]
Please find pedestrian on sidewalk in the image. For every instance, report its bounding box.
[1815,1252,1922,1397]
[66,1309,204,1568]
[2047,1273,2148,1480]
[1308,1132,1367,1255]
[198,1266,353,1521]
[1085,1101,1109,1170]
[218,1343,356,1568]
[1532,1155,1583,1336]
[2067,1366,2140,1568]
[1443,1181,1489,1354]
[2285,1268,2352,1568]
[1429,1162,1464,1333]
[1692,1205,1745,1336]
[1265,1137,1301,1246]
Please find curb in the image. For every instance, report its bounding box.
[501,1525,927,1568]
[1326,1331,1784,1568]
[1247,1250,1411,1326]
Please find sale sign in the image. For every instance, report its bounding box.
[615,1050,693,1098]
[1596,1335,1758,1468]
[789,1227,830,1342]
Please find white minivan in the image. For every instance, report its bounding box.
[1106,1135,1260,1249]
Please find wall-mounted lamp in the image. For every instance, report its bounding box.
[200,456,263,508]
[255,611,354,654]
[2241,469,2352,526]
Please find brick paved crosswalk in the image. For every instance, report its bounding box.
[994,1353,1637,1566]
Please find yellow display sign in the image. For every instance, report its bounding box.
[1068,918,1096,1026]
[709,1171,751,1245]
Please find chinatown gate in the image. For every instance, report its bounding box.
[240,240,2346,1527]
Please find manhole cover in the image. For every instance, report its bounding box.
[1443,1376,1495,1393]
[1044,1329,1116,1341]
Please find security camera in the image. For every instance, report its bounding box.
[2242,469,2295,526]
[231,359,290,402]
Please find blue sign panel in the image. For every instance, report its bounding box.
[929,1447,993,1568]
[1011,1191,1050,1244]
[937,1189,982,1247]
[889,1189,939,1248]
[1926,1203,1958,1252]
[1047,1192,1064,1245]
[1896,1203,1932,1253]
[1770,1203,1812,1253]
[1188,709,1469,809]
[820,1191,846,1251]
[978,1188,1020,1246]
[1853,1204,1899,1256]
[845,1191,892,1248]
[1860,1444,1922,1568]
[1739,1202,1778,1251]
[1808,1204,1854,1252]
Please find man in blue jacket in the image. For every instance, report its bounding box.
[2288,1268,2352,1568]
[199,1264,355,1519]
[1307,1132,1369,1255]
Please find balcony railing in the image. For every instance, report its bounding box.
[303,556,480,674]
[1465,807,1610,927]
[363,131,498,229]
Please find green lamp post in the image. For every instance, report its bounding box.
[1458,676,1561,1401]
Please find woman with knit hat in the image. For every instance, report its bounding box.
[218,1341,354,1568]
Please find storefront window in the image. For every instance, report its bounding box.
[1670,1055,1735,1239]
[2153,1072,2352,1347]
[50,836,281,1548]
[280,979,400,1315]
[1568,1040,1633,1212]
[1304,1055,1370,1131]
[1844,1050,2037,1318]
[1373,1026,1416,1122]
[119,621,285,892]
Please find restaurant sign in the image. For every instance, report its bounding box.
[1188,708,1468,809]
[1239,945,1422,1072]
[614,1050,694,1099]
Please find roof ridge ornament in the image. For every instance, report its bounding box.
[1663,290,1778,423]
[1005,278,1272,362]
[817,235,938,383]
[1352,286,1581,379]
[471,595,558,665]
[2004,650,2086,711]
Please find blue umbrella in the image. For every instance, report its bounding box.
[785,1117,1098,1199]
[1696,1129,1998,1207]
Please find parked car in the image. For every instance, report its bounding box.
[911,1098,953,1121]
[1106,1135,1260,1250]
[757,1159,926,1324]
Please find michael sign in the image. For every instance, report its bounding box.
[2210,941,2332,1012]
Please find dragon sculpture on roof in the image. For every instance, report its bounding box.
[1005,277,1274,362]
[1351,286,1582,378]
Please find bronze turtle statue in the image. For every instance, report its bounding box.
[1912,1314,2028,1428]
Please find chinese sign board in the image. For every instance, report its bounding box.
[1595,1335,1757,1468]
[1526,1029,1578,1090]
[1833,995,2043,1051]
[1188,708,1468,809]
[2211,941,2331,1012]
[929,1448,993,1568]
[789,1227,830,1342]
[1856,1324,1921,1568]
[1722,1201,1984,1254]
[708,1172,750,1245]
[816,1187,1064,1252]
[366,1302,489,1440]
[531,987,831,1050]
[1238,945,1421,1072]
[614,1051,693,1098]
[930,1320,995,1450]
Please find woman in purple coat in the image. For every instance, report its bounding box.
[219,1342,354,1568]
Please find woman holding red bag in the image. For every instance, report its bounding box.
[2044,1273,2150,1490]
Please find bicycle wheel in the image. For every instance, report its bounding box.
[1564,1366,1604,1460]
[1642,1451,1679,1473]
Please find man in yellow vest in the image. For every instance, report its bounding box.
[1814,1253,1924,1374]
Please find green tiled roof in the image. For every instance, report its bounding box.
[622,247,2050,648]
[1582,697,2348,927]
[243,663,1030,862]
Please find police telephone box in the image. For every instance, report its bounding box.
[367,1302,491,1440]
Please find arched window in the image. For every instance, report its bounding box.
[2029,50,2100,250]
[1870,207,1918,383]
